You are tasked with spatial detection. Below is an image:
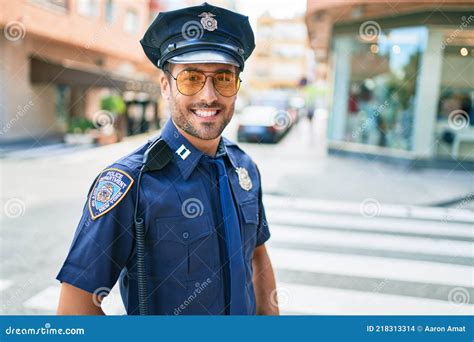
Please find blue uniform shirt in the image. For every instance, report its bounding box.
[56,119,271,315]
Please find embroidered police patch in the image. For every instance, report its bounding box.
[88,168,134,220]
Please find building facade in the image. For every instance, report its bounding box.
[306,0,474,166]
[247,13,313,90]
[0,0,161,144]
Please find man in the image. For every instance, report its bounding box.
[56,2,278,315]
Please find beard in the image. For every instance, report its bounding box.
[170,97,234,140]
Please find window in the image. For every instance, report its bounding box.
[28,0,69,13]
[76,0,99,17]
[124,9,139,34]
[332,27,428,151]
[435,29,474,160]
[105,0,115,23]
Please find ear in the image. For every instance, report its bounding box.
[159,70,171,100]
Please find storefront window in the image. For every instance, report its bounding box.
[334,26,428,151]
[435,30,474,161]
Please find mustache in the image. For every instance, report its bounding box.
[189,102,225,110]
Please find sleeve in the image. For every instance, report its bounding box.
[56,165,137,295]
[255,165,270,246]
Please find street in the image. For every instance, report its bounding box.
[1,115,473,315]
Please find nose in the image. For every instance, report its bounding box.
[198,76,218,103]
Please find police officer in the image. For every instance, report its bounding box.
[56,2,278,315]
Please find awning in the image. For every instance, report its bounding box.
[29,56,160,95]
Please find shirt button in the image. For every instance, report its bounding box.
[182,232,189,239]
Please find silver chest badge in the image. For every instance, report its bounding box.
[235,167,252,191]
[199,12,217,31]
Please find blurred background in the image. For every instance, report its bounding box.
[0,0,473,315]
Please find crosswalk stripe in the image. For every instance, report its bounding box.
[269,247,474,288]
[23,286,59,312]
[269,225,474,258]
[0,279,13,292]
[276,282,474,315]
[267,209,473,240]
[264,194,474,223]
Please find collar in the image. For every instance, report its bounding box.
[160,119,237,180]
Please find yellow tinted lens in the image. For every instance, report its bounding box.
[213,72,239,96]
[176,70,206,95]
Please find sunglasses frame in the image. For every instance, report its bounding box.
[164,68,242,97]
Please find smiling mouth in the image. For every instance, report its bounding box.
[190,109,221,118]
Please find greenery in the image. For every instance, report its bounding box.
[100,95,126,115]
[68,117,95,134]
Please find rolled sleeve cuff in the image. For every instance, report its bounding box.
[56,263,112,295]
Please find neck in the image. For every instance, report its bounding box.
[175,124,220,157]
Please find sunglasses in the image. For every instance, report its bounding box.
[165,69,241,97]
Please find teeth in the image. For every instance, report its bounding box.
[194,110,217,117]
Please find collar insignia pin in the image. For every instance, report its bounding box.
[176,144,191,160]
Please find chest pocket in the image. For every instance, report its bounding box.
[239,198,259,261]
[146,213,218,280]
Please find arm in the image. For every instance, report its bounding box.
[57,282,105,315]
[252,243,279,315]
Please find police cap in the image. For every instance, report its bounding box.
[140,2,255,71]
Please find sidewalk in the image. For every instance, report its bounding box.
[241,115,474,209]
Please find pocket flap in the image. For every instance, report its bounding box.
[154,213,212,244]
[239,199,259,224]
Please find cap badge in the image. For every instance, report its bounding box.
[235,167,252,191]
[199,12,217,32]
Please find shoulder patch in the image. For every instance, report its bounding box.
[88,168,134,220]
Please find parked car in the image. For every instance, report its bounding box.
[237,106,292,143]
